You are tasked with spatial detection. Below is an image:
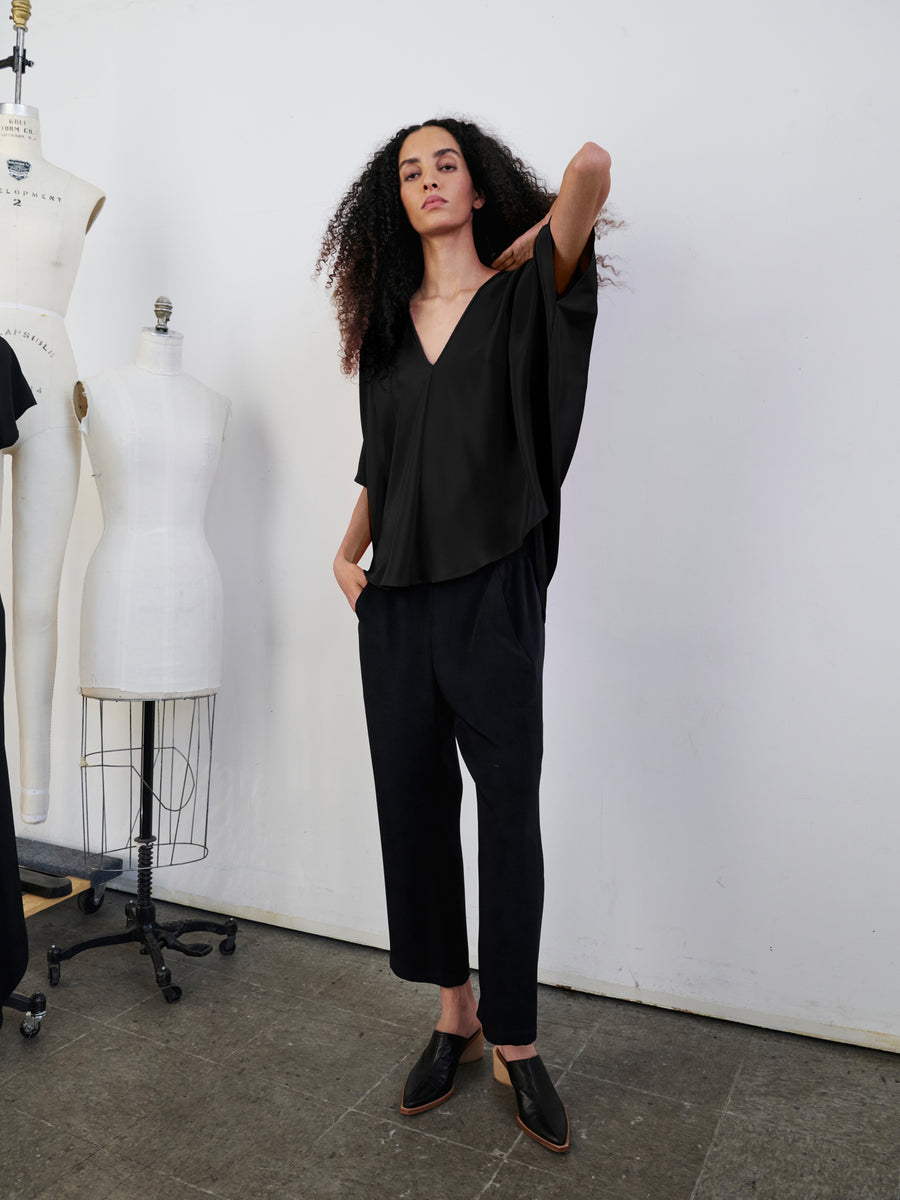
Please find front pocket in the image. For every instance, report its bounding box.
[496,556,544,672]
[354,580,374,618]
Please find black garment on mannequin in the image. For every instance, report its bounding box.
[0,338,32,1014]
[357,547,545,1046]
[0,594,28,1011]
[0,335,36,448]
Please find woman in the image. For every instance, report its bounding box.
[320,117,612,1153]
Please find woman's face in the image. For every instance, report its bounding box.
[397,126,483,237]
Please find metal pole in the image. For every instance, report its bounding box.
[11,2,30,103]
[140,700,155,842]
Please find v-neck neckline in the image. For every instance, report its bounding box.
[409,271,506,368]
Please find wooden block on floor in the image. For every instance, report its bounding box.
[23,877,92,919]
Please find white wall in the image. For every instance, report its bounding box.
[5,0,900,1051]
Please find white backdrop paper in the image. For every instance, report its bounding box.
[4,0,900,1051]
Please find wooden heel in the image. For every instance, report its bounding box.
[460,1030,484,1063]
[493,1046,512,1086]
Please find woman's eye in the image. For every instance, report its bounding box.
[438,162,456,171]
[404,170,420,182]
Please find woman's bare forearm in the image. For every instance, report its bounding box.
[334,487,372,611]
[546,142,611,290]
[335,487,371,565]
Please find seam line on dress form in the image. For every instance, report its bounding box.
[0,302,65,320]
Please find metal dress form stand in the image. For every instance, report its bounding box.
[47,297,237,1003]
[48,697,237,1003]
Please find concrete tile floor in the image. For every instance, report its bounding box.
[2,891,899,1200]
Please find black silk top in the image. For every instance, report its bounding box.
[356,224,598,612]
[0,335,36,448]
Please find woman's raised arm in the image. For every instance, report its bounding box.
[492,142,611,292]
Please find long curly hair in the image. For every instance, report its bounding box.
[317,116,617,377]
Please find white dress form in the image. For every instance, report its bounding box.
[0,103,104,824]
[78,325,229,699]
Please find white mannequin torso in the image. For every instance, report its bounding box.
[0,103,104,822]
[79,328,230,699]
[0,104,104,441]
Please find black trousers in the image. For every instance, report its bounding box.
[357,547,545,1045]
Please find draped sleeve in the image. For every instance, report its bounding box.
[0,336,37,449]
[354,441,367,487]
[508,223,598,611]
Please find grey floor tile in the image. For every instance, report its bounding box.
[486,1158,623,1199]
[184,911,381,1000]
[533,983,605,1069]
[0,1023,220,1146]
[730,1029,900,1166]
[572,1000,752,1109]
[0,1001,102,1087]
[0,1097,99,1200]
[507,1068,720,1199]
[107,970,303,1061]
[222,992,415,1106]
[299,1108,501,1200]
[30,1147,228,1200]
[693,1112,900,1200]
[314,944,448,1031]
[109,1067,344,1199]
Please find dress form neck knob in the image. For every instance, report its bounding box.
[11,1,31,29]
[154,295,174,333]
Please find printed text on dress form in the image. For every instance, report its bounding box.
[3,328,55,357]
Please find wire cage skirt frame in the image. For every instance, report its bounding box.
[47,696,238,1003]
[82,695,216,868]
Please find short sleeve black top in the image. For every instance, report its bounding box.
[356,224,598,611]
[0,335,36,448]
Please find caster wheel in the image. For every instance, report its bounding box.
[162,985,182,1004]
[47,963,60,987]
[77,889,104,914]
[20,1019,41,1039]
[218,938,236,956]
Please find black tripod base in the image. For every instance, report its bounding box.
[47,898,238,1003]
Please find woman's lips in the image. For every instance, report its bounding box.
[422,196,446,210]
